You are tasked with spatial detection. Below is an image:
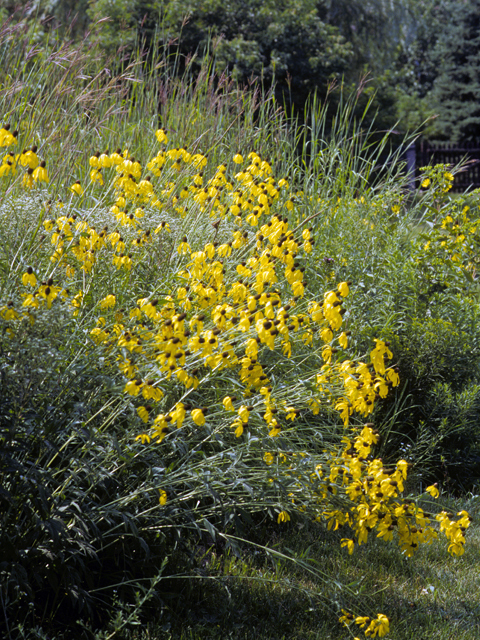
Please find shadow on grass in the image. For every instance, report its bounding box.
[158,501,480,640]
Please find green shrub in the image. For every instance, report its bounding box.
[0,306,172,637]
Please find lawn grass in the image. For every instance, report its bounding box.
[143,494,480,639]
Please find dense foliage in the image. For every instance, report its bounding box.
[428,0,480,141]
[0,0,455,135]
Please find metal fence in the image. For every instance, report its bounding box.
[407,140,480,191]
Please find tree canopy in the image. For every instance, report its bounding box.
[6,0,480,141]
[428,0,480,141]
[84,0,355,112]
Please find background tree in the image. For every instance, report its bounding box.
[85,0,431,128]
[10,0,470,139]
[428,0,480,141]
[392,0,480,142]
[86,0,354,114]
[318,0,415,76]
[2,1,90,39]
[389,0,443,135]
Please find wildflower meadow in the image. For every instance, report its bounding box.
[1,16,480,640]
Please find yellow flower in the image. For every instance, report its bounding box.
[338,331,348,349]
[191,153,207,169]
[223,396,236,411]
[370,339,393,376]
[292,281,304,297]
[0,159,15,177]
[0,302,20,321]
[320,327,333,343]
[386,367,400,387]
[340,538,355,555]
[367,614,390,638]
[170,402,186,429]
[99,294,116,309]
[263,452,274,465]
[155,221,171,234]
[137,406,151,423]
[22,267,37,287]
[90,168,103,185]
[285,406,297,421]
[70,181,84,195]
[110,149,124,165]
[421,177,430,188]
[0,124,16,146]
[0,126,17,147]
[269,424,281,437]
[338,281,350,297]
[191,408,206,426]
[448,541,465,556]
[277,510,290,523]
[396,459,409,480]
[376,521,395,542]
[217,242,232,257]
[339,609,354,626]
[177,236,191,255]
[238,405,251,423]
[23,169,34,189]
[32,161,48,183]
[98,151,112,168]
[124,379,143,396]
[374,376,389,398]
[159,489,167,505]
[22,294,39,309]
[355,616,370,629]
[233,153,243,164]
[38,281,61,308]
[234,419,244,438]
[322,344,333,363]
[155,129,168,144]
[426,484,439,498]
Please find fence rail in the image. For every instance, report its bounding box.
[410,140,480,191]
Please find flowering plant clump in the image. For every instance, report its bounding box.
[0,123,473,638]
[419,172,480,284]
[419,163,454,193]
[340,610,390,638]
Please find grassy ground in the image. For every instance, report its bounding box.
[120,495,480,640]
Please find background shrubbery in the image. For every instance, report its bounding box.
[5,0,480,141]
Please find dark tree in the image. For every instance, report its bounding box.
[87,0,354,113]
[429,0,480,141]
